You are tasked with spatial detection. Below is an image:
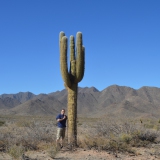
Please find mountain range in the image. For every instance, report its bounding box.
[0,85,160,119]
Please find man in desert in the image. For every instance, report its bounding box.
[56,109,67,149]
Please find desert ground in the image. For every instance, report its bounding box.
[1,115,160,160]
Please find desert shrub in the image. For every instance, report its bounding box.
[119,133,132,144]
[108,139,135,154]
[134,130,157,142]
[48,145,58,158]
[0,140,6,152]
[0,120,5,126]
[7,144,25,160]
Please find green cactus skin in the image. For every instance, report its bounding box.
[59,31,85,145]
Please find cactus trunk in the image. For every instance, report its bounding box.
[59,31,85,146]
[67,83,77,145]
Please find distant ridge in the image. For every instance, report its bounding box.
[0,92,36,103]
[1,85,160,119]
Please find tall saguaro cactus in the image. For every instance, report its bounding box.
[59,31,85,145]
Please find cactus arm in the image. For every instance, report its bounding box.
[78,46,85,82]
[76,32,85,82]
[70,36,75,61]
[60,36,71,87]
[59,31,65,48]
[69,36,76,83]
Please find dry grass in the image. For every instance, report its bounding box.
[77,117,160,155]
[0,115,57,159]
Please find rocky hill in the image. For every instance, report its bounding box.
[1,85,160,118]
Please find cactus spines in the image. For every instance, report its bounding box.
[59,31,85,145]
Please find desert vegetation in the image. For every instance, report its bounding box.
[1,114,160,159]
[0,115,57,159]
[78,117,159,155]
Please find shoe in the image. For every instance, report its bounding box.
[61,145,63,149]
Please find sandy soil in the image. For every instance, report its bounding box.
[1,145,160,160]
[54,146,160,160]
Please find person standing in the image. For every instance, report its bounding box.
[56,109,67,148]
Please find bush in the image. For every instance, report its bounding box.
[7,144,25,159]
[48,145,58,159]
[0,120,5,126]
[135,130,158,142]
[120,133,132,144]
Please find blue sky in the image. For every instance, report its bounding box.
[0,0,160,94]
